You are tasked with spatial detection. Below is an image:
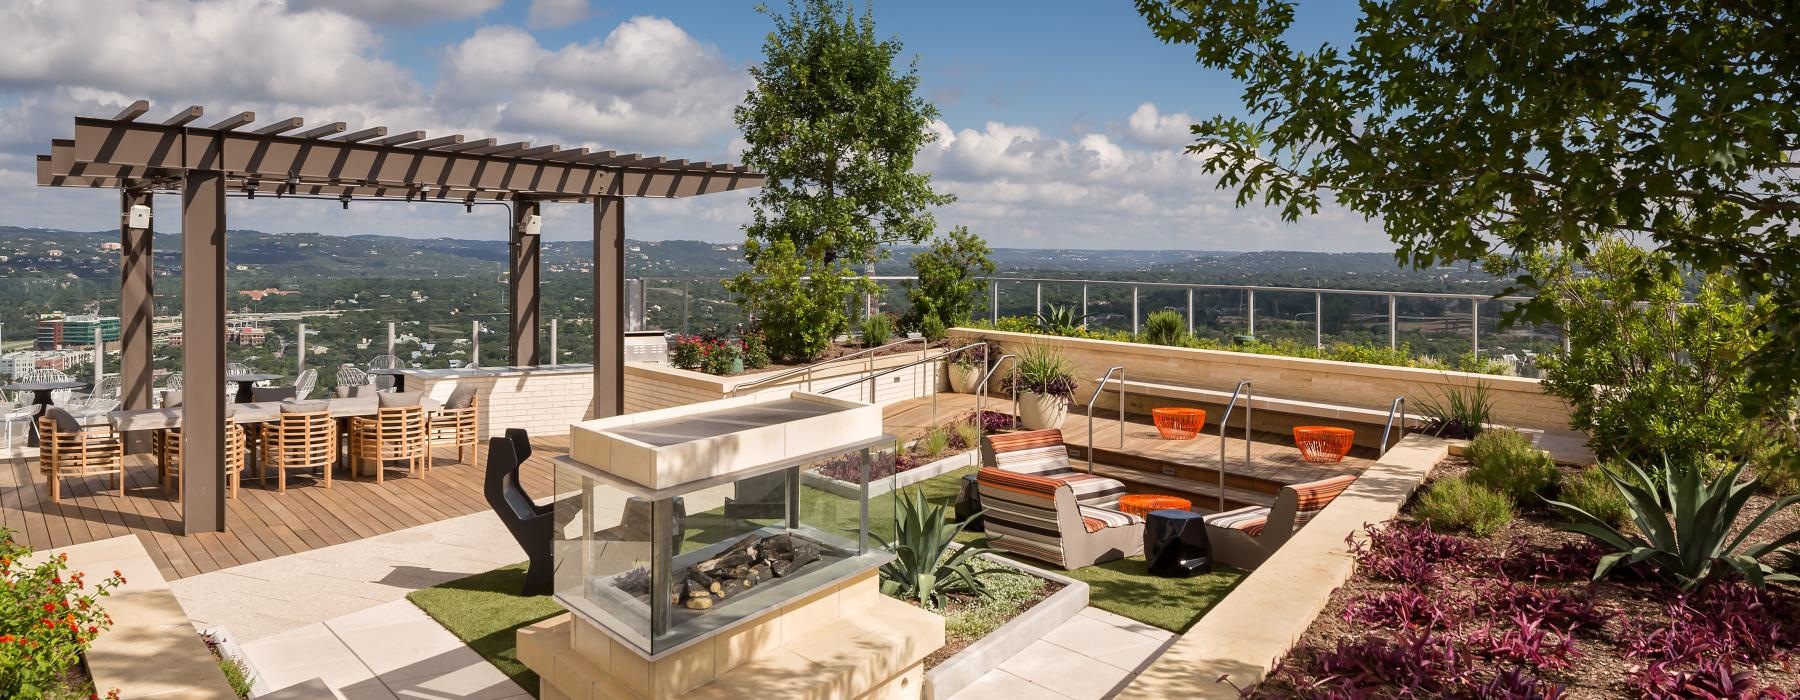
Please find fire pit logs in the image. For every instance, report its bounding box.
[618,533,821,610]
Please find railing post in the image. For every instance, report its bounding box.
[93,328,103,388]
[990,280,999,324]
[297,322,306,374]
[471,320,480,368]
[550,318,559,364]
[1035,282,1042,320]
[1315,291,1323,349]
[1187,287,1195,336]
[1247,288,1256,337]
[1388,295,1398,350]
[681,280,690,333]
[1081,284,1088,322]
[1471,298,1480,358]
[386,321,395,356]
[1131,285,1140,335]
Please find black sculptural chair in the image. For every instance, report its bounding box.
[486,428,553,596]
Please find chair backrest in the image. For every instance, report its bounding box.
[267,410,335,468]
[367,354,401,370]
[1264,474,1357,544]
[165,421,246,475]
[91,376,121,399]
[981,429,1076,478]
[163,372,183,391]
[336,366,369,388]
[975,467,1081,568]
[292,368,318,399]
[22,368,75,404]
[366,406,426,457]
[225,363,250,375]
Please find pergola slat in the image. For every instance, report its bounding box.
[543,147,590,161]
[295,122,347,139]
[470,141,530,156]
[206,112,256,131]
[408,134,465,149]
[435,138,495,152]
[374,130,428,146]
[162,106,204,126]
[253,117,306,135]
[513,144,559,158]
[335,126,388,143]
[114,101,150,122]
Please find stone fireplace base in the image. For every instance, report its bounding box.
[520,568,944,699]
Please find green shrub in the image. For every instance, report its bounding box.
[942,556,1046,640]
[904,226,995,330]
[218,655,256,697]
[1415,477,1514,537]
[1143,310,1187,346]
[1547,456,1800,590]
[1559,465,1630,528]
[916,427,951,458]
[741,331,771,370]
[862,313,893,347]
[727,238,872,362]
[952,422,982,451]
[917,313,947,342]
[1465,429,1558,500]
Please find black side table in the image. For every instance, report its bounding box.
[1145,509,1212,577]
[955,473,984,532]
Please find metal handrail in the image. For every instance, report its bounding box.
[818,341,988,403]
[1085,366,1126,471]
[730,337,929,397]
[973,353,1017,427]
[1380,396,1406,455]
[1216,379,1253,512]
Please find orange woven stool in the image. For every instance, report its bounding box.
[1294,426,1356,463]
[1119,494,1192,517]
[1152,407,1207,440]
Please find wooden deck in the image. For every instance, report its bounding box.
[0,437,560,581]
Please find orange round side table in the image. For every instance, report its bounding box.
[1119,494,1192,517]
[1293,426,1356,463]
[1151,407,1207,440]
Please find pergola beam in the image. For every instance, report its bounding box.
[335,126,388,143]
[509,200,543,366]
[543,147,590,161]
[408,134,465,149]
[179,170,228,534]
[206,111,256,131]
[435,138,496,152]
[294,122,347,139]
[114,100,150,122]
[162,106,204,126]
[374,130,427,146]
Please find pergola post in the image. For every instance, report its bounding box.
[508,199,542,366]
[119,188,155,452]
[180,170,227,534]
[593,196,625,419]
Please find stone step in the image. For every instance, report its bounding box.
[681,593,942,700]
[1067,441,1288,496]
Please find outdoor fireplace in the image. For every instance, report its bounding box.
[553,391,896,658]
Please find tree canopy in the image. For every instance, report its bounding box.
[1136,0,1799,404]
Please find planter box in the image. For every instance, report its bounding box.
[801,449,980,499]
[924,552,1090,700]
[569,391,883,489]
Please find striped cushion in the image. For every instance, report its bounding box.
[1077,505,1141,533]
[1047,473,1128,509]
[1290,475,1356,528]
[978,468,1069,567]
[985,430,1076,477]
[1206,506,1270,538]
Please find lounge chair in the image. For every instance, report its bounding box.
[979,429,1128,508]
[977,467,1143,570]
[1203,474,1356,570]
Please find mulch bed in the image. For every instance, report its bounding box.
[1254,456,1800,699]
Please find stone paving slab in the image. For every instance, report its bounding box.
[240,600,529,700]
[948,606,1176,700]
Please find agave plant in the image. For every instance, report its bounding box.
[873,488,1013,608]
[1033,303,1087,336]
[1546,456,1800,590]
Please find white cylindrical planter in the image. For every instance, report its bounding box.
[947,362,983,394]
[1018,391,1069,431]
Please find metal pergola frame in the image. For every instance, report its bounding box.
[34,101,765,535]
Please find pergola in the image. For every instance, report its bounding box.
[35,100,764,534]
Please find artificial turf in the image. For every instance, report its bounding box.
[406,563,561,692]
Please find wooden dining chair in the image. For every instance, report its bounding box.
[351,405,427,483]
[428,388,479,464]
[259,408,337,492]
[157,420,246,501]
[37,408,124,502]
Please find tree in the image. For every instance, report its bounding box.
[730,0,953,362]
[904,226,994,330]
[1504,238,1770,464]
[1136,1,1799,407]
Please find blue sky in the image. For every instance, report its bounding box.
[0,0,1386,251]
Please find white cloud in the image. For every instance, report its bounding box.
[0,0,415,106]
[1124,102,1194,149]
[287,0,503,24]
[527,0,588,29]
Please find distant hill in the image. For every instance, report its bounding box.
[0,226,1502,292]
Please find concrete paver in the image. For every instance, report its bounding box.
[949,605,1177,700]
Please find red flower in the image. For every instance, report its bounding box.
[42,603,54,612]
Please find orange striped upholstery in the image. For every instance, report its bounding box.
[1205,507,1269,537]
[978,468,1068,567]
[1292,475,1356,527]
[983,429,1128,508]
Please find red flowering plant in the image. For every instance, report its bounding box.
[0,528,125,698]
[669,335,747,376]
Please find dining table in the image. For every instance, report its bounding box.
[225,373,286,404]
[3,380,89,447]
[104,396,446,474]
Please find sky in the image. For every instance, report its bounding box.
[0,0,1388,251]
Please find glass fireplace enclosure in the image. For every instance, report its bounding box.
[552,434,897,658]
